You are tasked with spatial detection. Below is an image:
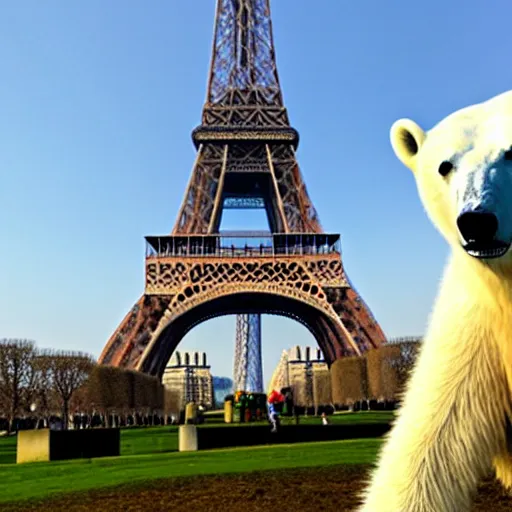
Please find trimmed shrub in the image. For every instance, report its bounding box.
[331,356,367,406]
[197,423,391,450]
[367,341,421,401]
[313,369,332,407]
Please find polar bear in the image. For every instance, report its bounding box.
[357,90,512,512]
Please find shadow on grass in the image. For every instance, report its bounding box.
[1,464,511,512]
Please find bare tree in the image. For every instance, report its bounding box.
[48,351,95,429]
[69,384,90,427]
[383,339,421,401]
[32,353,57,428]
[0,339,37,432]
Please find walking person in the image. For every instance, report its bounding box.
[267,389,284,433]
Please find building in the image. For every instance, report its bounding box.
[162,351,214,411]
[267,350,290,394]
[268,346,332,409]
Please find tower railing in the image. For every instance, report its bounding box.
[145,233,341,259]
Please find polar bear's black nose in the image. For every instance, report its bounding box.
[457,210,499,243]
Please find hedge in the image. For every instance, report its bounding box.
[330,356,367,406]
[86,365,164,413]
[196,423,392,450]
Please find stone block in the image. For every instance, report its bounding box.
[17,429,50,464]
[179,425,198,452]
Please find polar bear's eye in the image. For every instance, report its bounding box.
[504,148,512,160]
[438,161,454,177]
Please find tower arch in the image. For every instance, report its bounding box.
[134,291,355,379]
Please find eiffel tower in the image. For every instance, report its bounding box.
[99,0,386,378]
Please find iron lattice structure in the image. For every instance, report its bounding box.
[98,0,387,379]
[233,314,263,392]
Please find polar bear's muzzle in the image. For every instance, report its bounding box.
[455,163,512,259]
[457,208,510,258]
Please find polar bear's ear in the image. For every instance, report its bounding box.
[390,119,426,172]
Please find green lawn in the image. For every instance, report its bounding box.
[201,410,395,427]
[0,410,394,466]
[120,425,179,456]
[0,435,16,464]
[0,411,394,466]
[286,411,395,425]
[0,438,382,504]
[0,426,181,465]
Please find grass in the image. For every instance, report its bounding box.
[0,411,509,511]
[0,426,181,465]
[0,438,382,504]
[120,426,179,456]
[0,427,181,465]
[201,410,395,427]
[0,411,393,504]
[0,410,394,465]
[290,411,395,425]
[0,435,16,464]
[1,465,372,512]
[3,458,511,512]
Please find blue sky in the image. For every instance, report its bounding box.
[1,0,512,385]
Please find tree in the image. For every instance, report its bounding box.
[69,384,90,427]
[383,339,421,400]
[0,339,36,431]
[32,353,57,428]
[48,351,95,429]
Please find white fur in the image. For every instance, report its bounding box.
[358,90,512,511]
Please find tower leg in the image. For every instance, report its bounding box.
[233,314,263,393]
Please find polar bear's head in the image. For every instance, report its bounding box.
[391,91,512,264]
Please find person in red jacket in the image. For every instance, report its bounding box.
[267,390,284,433]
